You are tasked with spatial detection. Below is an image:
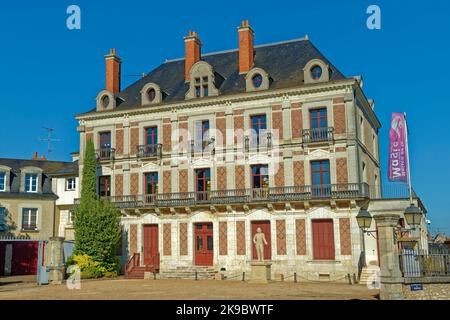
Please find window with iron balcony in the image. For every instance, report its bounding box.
[144,172,158,204]
[137,126,161,158]
[303,108,334,143]
[249,114,271,150]
[98,131,115,161]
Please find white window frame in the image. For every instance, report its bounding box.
[22,208,38,231]
[0,172,5,191]
[25,173,38,193]
[66,178,76,191]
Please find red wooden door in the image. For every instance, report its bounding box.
[11,241,39,275]
[143,224,159,267]
[194,223,214,266]
[312,219,335,260]
[251,221,272,260]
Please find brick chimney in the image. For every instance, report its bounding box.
[238,20,254,74]
[105,48,122,94]
[184,31,202,81]
[31,152,47,161]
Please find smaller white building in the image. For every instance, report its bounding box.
[49,153,79,240]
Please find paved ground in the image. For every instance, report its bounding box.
[0,275,379,300]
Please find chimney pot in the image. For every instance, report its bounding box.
[105,48,122,94]
[32,152,38,160]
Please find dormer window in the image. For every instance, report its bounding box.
[25,173,38,193]
[245,68,270,92]
[194,76,209,97]
[252,74,263,88]
[310,65,323,80]
[186,61,219,100]
[96,90,115,111]
[147,88,156,102]
[141,83,162,105]
[303,59,330,84]
[0,172,5,191]
[101,95,110,109]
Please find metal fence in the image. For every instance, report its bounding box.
[399,249,450,278]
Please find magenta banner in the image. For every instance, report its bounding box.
[388,113,408,182]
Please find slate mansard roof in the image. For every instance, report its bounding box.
[0,158,77,199]
[81,38,348,115]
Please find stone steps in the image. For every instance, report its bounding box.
[158,267,217,280]
[359,267,379,285]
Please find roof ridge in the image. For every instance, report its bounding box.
[0,158,72,164]
[164,36,309,63]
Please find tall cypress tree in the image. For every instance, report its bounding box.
[73,139,121,272]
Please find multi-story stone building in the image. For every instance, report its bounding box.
[75,21,426,280]
[0,153,74,240]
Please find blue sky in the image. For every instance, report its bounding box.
[0,0,449,233]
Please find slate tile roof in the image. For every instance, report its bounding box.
[81,38,347,115]
[0,158,76,199]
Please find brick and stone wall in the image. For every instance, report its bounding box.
[402,278,450,300]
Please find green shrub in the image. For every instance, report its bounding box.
[66,254,115,279]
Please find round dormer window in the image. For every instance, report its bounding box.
[147,88,156,102]
[310,65,323,80]
[101,95,110,108]
[252,74,263,88]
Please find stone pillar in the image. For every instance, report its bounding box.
[47,236,65,285]
[373,214,404,300]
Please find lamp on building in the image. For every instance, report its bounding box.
[356,208,373,231]
[404,204,423,229]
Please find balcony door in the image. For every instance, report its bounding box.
[145,127,158,157]
[311,160,330,197]
[144,172,158,203]
[251,114,267,147]
[195,120,210,151]
[251,164,269,200]
[309,108,328,141]
[98,175,111,198]
[194,223,214,266]
[99,132,111,159]
[195,168,210,202]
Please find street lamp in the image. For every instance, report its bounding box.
[356,209,373,231]
[404,204,423,229]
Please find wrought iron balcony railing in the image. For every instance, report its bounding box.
[245,132,272,152]
[74,183,370,209]
[302,127,334,143]
[137,144,162,159]
[189,138,215,157]
[96,147,115,161]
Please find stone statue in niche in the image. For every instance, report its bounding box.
[253,227,268,261]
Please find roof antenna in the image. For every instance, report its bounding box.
[38,127,61,160]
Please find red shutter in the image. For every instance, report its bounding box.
[312,219,335,260]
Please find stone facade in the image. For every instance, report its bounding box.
[74,27,398,281]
